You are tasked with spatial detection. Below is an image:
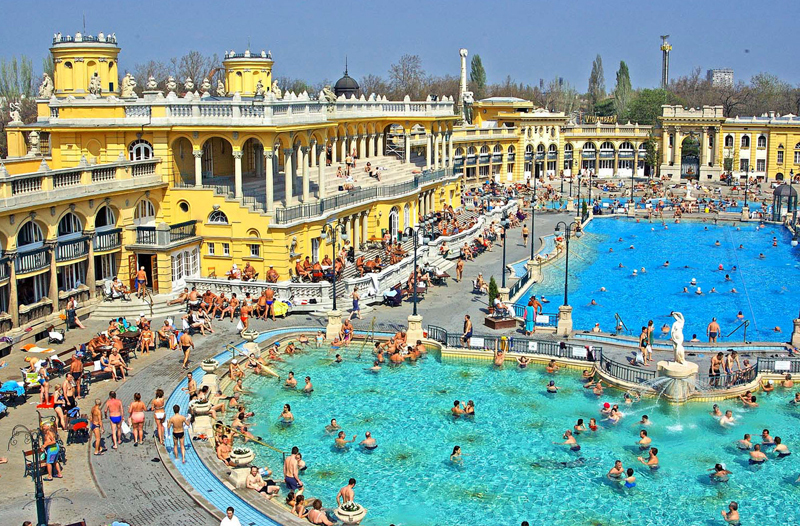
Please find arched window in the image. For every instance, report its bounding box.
[548,144,557,153]
[454,148,464,159]
[599,141,614,151]
[757,135,767,148]
[133,199,156,226]
[507,145,515,154]
[564,144,573,153]
[493,144,503,154]
[467,146,477,156]
[128,139,153,161]
[208,210,229,224]
[18,221,44,249]
[95,206,116,230]
[583,143,596,152]
[480,145,490,155]
[57,212,83,238]
[525,144,533,154]
[794,143,800,164]
[724,135,734,147]
[619,142,634,152]
[740,135,750,148]
[536,144,545,153]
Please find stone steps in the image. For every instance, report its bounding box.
[91,293,186,321]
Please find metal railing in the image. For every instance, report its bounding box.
[16,247,50,274]
[510,303,558,328]
[507,272,531,299]
[599,354,656,383]
[169,221,197,242]
[93,228,122,251]
[696,367,759,390]
[136,227,156,245]
[756,357,800,374]
[0,257,9,281]
[55,236,89,262]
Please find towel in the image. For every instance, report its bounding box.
[0,380,25,396]
[21,344,54,353]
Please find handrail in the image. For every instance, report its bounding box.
[214,422,288,459]
[726,320,749,342]
[614,313,631,335]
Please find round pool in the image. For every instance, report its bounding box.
[518,217,800,342]
[242,347,800,525]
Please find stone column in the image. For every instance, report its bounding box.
[318,145,326,200]
[406,314,424,346]
[193,149,203,187]
[404,133,411,164]
[433,134,440,169]
[441,133,448,168]
[361,213,369,244]
[310,142,317,168]
[47,241,59,313]
[613,149,619,178]
[426,134,432,170]
[674,129,683,166]
[699,128,708,168]
[301,146,310,203]
[633,148,639,178]
[85,231,96,295]
[352,215,360,249]
[662,130,670,167]
[264,149,274,213]
[359,135,366,160]
[340,135,347,161]
[377,133,384,157]
[448,134,454,169]
[7,253,18,327]
[233,149,243,199]
[331,137,338,164]
[556,304,573,336]
[283,148,294,207]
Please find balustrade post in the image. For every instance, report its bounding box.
[284,148,294,207]
[264,149,275,213]
[233,148,243,199]
[47,240,58,314]
[193,148,203,187]
[85,230,96,295]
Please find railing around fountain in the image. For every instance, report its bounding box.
[756,356,800,374]
[598,354,656,384]
[695,367,758,390]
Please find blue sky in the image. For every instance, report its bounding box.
[2,0,797,91]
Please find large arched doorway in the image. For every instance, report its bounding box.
[680,135,700,179]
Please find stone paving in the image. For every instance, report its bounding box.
[0,206,771,525]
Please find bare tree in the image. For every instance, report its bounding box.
[425,74,460,101]
[712,81,751,117]
[132,60,171,94]
[360,74,389,97]
[177,51,221,88]
[388,54,425,100]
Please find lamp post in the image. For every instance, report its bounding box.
[576,171,582,220]
[8,425,48,526]
[500,216,510,287]
[630,160,636,216]
[404,226,420,316]
[553,220,582,336]
[587,169,593,214]
[404,225,426,343]
[790,170,798,246]
[529,194,536,261]
[320,222,348,339]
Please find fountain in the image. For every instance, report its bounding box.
[649,312,700,402]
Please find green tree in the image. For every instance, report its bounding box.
[627,88,684,125]
[644,130,660,176]
[588,54,605,111]
[594,99,616,117]
[488,276,499,310]
[613,61,632,119]
[470,54,486,100]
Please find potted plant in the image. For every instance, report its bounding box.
[487,276,498,314]
[200,358,218,373]
[334,501,368,525]
[229,447,255,467]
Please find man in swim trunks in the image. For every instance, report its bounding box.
[167,404,188,463]
[69,353,85,399]
[637,430,652,449]
[336,478,357,506]
[335,431,357,449]
[360,432,377,449]
[179,331,194,369]
[264,287,276,321]
[91,398,104,455]
[749,444,767,464]
[707,318,721,343]
[283,446,303,491]
[721,501,740,524]
[607,460,624,479]
[461,315,472,347]
[182,372,197,400]
[103,391,124,450]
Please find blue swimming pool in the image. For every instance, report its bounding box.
[517,217,800,342]
[243,348,800,525]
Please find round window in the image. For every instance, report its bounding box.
[179,202,190,212]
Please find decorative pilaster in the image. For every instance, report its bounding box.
[233,149,244,199]
[283,148,294,207]
[85,230,96,295]
[193,149,203,187]
[317,145,326,200]
[300,146,310,203]
[7,252,18,328]
[47,240,58,313]
[264,150,275,213]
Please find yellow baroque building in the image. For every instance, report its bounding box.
[2,33,800,340]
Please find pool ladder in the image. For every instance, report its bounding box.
[726,319,750,343]
[614,313,632,335]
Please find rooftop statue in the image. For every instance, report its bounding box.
[146,76,158,90]
[120,73,137,98]
[216,79,226,97]
[200,78,211,94]
[38,73,54,98]
[271,80,282,100]
[255,79,265,97]
[89,71,103,96]
[166,76,177,93]
[184,77,194,93]
[321,85,336,104]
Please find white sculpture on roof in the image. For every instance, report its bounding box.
[271,81,282,99]
[200,78,211,94]
[146,76,157,90]
[120,74,136,98]
[216,79,226,97]
[184,77,194,93]
[89,71,103,96]
[38,73,54,98]
[255,79,265,97]
[166,76,177,93]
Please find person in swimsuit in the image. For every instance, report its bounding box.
[283,446,304,492]
[167,405,188,463]
[637,429,652,450]
[179,332,194,369]
[264,287,276,321]
[103,391,124,450]
[749,444,768,465]
[707,318,721,343]
[246,465,280,498]
[637,447,659,469]
[622,468,636,488]
[461,315,472,347]
[281,404,294,424]
[149,388,166,445]
[773,437,791,457]
[607,460,624,479]
[709,463,732,482]
[41,423,63,481]
[128,392,147,446]
[90,398,104,455]
[69,353,84,399]
[360,432,378,450]
[555,430,580,451]
[307,499,335,525]
[721,501,740,525]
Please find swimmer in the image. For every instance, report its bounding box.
[721,501,740,525]
[546,380,559,393]
[763,380,775,392]
[637,447,659,469]
[790,392,800,405]
[546,360,560,373]
[302,376,313,393]
[450,445,463,464]
[761,429,775,446]
[730,288,738,293]
[325,419,341,434]
[709,463,732,482]
[640,267,646,274]
[774,437,791,457]
[737,434,753,450]
[637,430,651,450]
[600,287,606,292]
[661,324,670,334]
[607,460,624,479]
[759,253,765,259]
[451,400,465,417]
[573,418,587,434]
[621,468,636,489]
[681,287,688,293]
[632,270,637,277]
[369,360,381,372]
[554,430,581,451]
[690,278,697,286]
[285,371,298,389]
[629,245,635,250]
[360,432,377,450]
[739,391,758,407]
[607,406,621,424]
[334,354,343,364]
[774,326,782,333]
[710,287,717,293]
[593,381,604,396]
[600,402,612,416]
[618,263,624,268]
[695,287,702,295]
[540,296,549,303]
[588,417,598,431]
[609,248,614,253]
[719,410,735,427]
[725,274,731,281]
[280,404,294,423]
[334,431,357,449]
[715,240,721,246]
[590,299,599,305]
[516,356,529,368]
[749,444,767,464]
[639,415,651,426]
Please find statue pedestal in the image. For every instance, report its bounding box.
[498,287,510,303]
[556,305,573,336]
[627,206,635,217]
[792,318,800,348]
[741,206,750,221]
[406,314,424,345]
[656,360,699,401]
[566,199,574,212]
[526,260,541,283]
[325,310,343,341]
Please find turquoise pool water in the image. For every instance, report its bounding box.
[243,350,800,525]
[517,217,800,342]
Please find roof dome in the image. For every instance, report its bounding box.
[334,60,359,99]
[773,183,798,197]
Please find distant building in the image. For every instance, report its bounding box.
[707,68,734,88]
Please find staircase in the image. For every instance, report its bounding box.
[90,292,187,322]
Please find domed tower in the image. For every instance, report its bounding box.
[49,32,121,96]
[222,50,273,96]
[333,60,359,99]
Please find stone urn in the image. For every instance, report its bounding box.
[191,400,211,416]
[334,502,368,525]
[200,359,218,373]
[229,447,255,467]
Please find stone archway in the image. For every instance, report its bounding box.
[680,135,700,180]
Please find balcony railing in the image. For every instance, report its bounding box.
[273,168,454,224]
[94,228,122,251]
[133,221,198,246]
[16,247,50,274]
[170,221,197,242]
[0,257,8,281]
[55,236,89,262]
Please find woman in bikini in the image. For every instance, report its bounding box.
[167,404,188,463]
[138,326,154,355]
[149,388,166,445]
[128,392,147,446]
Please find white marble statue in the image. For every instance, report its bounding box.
[146,75,157,90]
[89,71,102,96]
[271,80,282,99]
[669,311,686,365]
[38,73,54,98]
[684,184,696,201]
[216,79,226,97]
[184,77,194,93]
[8,102,22,123]
[255,79,265,97]
[321,85,336,104]
[166,76,177,93]
[120,74,136,97]
[200,78,211,94]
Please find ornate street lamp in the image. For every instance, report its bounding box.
[500,216,510,287]
[404,226,420,316]
[8,425,48,526]
[320,222,348,311]
[529,194,536,261]
[554,221,583,307]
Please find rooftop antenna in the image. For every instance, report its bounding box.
[247,36,251,50]
[660,34,672,89]
[83,12,86,34]
[344,56,348,76]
